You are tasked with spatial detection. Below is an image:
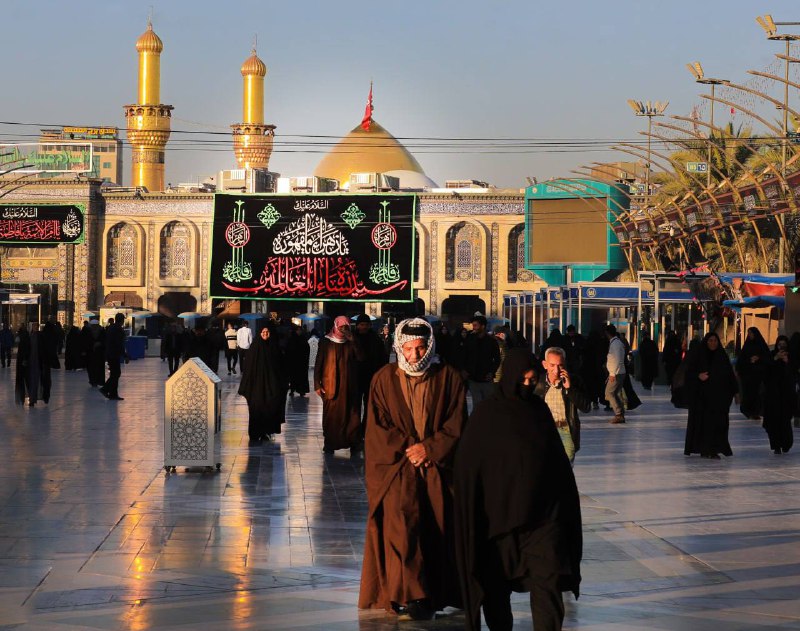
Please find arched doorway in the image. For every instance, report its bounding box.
[157,292,197,318]
[441,295,486,330]
[383,298,425,324]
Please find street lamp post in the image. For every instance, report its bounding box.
[756,14,800,272]
[686,62,727,190]
[626,100,669,210]
[626,100,668,336]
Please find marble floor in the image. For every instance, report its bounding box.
[0,358,799,630]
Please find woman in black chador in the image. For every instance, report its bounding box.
[684,332,739,459]
[762,336,794,454]
[238,325,288,441]
[455,349,582,631]
[737,326,770,420]
[64,325,83,371]
[15,325,41,407]
[286,325,310,397]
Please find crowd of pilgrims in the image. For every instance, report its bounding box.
[0,315,796,459]
[0,311,796,629]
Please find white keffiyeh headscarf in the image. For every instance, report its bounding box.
[394,318,440,376]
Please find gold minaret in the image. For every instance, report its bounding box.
[124,19,173,191]
[231,45,276,169]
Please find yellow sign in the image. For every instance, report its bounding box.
[63,126,118,139]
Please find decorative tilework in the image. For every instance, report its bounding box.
[169,370,209,461]
[430,221,438,314]
[491,222,499,316]
[419,201,524,216]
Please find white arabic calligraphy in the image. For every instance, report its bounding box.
[272,214,349,256]
[293,199,329,212]
[62,209,81,238]
[1,207,38,219]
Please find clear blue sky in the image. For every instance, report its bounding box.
[3,0,799,187]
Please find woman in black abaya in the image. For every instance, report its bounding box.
[684,332,739,459]
[737,326,770,420]
[238,325,287,442]
[64,325,83,370]
[15,325,41,407]
[286,325,310,397]
[455,349,582,631]
[762,336,794,454]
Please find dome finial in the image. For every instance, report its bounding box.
[252,34,258,56]
[136,11,163,53]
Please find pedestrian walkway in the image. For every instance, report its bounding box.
[0,359,798,630]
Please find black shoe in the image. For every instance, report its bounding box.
[774,448,782,455]
[232,368,236,375]
[627,402,642,411]
[323,447,335,454]
[404,600,434,621]
[604,406,613,412]
[110,396,124,401]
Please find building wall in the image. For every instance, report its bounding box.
[411,192,541,319]
[3,186,544,323]
[0,179,101,323]
[102,193,213,315]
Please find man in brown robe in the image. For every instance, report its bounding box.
[359,318,467,621]
[314,316,364,453]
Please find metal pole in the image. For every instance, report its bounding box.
[708,83,714,190]
[779,39,790,273]
[647,115,652,199]
[637,273,644,340]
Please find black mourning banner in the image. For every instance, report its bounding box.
[210,193,416,302]
[0,204,85,244]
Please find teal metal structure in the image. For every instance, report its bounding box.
[524,179,628,285]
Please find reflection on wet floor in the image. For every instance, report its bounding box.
[0,359,799,629]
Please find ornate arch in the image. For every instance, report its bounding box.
[159,221,192,281]
[106,222,138,279]
[507,223,533,282]
[445,222,482,282]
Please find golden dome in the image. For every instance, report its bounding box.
[314,120,427,187]
[241,50,267,77]
[136,23,163,53]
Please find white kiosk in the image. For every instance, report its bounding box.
[164,358,222,473]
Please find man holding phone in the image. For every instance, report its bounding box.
[535,346,587,465]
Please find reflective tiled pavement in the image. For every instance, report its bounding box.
[1,358,799,629]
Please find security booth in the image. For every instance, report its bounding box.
[164,357,222,473]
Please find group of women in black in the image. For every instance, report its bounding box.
[678,327,794,459]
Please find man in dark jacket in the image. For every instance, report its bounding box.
[535,346,588,465]
[101,313,127,400]
[461,315,501,406]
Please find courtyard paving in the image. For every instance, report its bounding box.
[0,357,798,629]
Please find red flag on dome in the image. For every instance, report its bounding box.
[361,82,373,131]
